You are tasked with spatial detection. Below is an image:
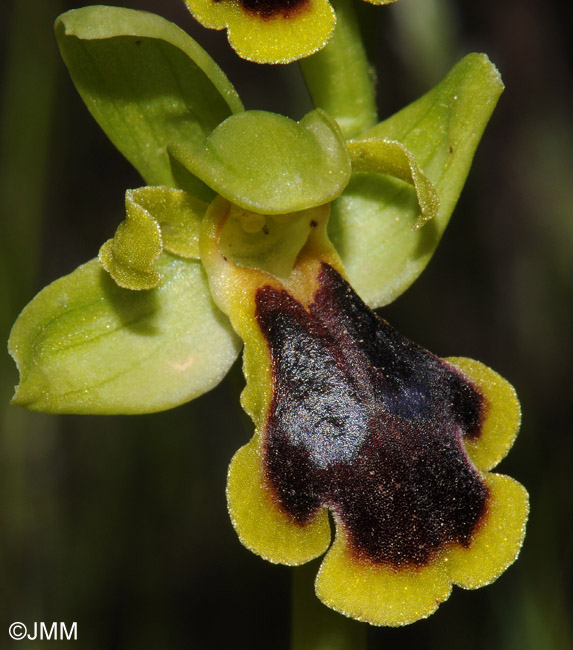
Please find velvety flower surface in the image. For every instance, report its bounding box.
[183,0,397,63]
[201,198,528,625]
[8,9,527,626]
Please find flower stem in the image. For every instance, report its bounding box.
[299,0,378,139]
[291,560,367,650]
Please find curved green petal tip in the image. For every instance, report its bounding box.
[9,255,241,415]
[347,138,440,229]
[99,197,163,290]
[169,109,351,214]
[331,53,504,308]
[128,186,207,259]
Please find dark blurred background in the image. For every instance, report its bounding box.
[1,0,571,648]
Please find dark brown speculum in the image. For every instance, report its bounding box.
[256,263,489,568]
[214,0,310,18]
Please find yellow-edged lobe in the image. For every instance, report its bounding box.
[446,357,521,471]
[447,473,529,589]
[200,198,339,422]
[315,357,526,626]
[184,0,335,64]
[201,197,343,564]
[316,526,452,626]
[316,473,528,626]
[200,198,528,625]
[227,439,331,564]
[184,0,229,29]
[98,201,163,290]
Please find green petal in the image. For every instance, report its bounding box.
[55,6,243,187]
[169,109,351,214]
[130,186,207,259]
[8,255,241,414]
[330,53,504,308]
[99,193,163,291]
[99,186,206,290]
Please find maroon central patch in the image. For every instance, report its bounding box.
[214,0,310,19]
[255,263,488,568]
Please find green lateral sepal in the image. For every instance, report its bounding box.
[330,53,504,308]
[9,254,241,414]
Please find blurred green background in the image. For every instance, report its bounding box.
[1,0,571,648]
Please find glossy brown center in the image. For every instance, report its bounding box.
[255,264,488,568]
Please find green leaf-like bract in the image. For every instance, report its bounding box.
[55,6,243,187]
[330,53,504,308]
[9,255,241,414]
[169,109,351,214]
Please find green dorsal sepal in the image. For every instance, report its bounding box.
[55,6,243,186]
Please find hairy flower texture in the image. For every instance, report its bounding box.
[9,13,527,623]
[183,0,397,63]
[201,198,528,626]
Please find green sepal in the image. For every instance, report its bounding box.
[99,187,206,290]
[8,254,241,414]
[347,139,440,229]
[169,109,351,214]
[330,53,504,308]
[55,6,243,187]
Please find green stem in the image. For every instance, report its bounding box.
[291,560,367,650]
[299,0,378,139]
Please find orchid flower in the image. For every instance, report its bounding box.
[8,5,528,628]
